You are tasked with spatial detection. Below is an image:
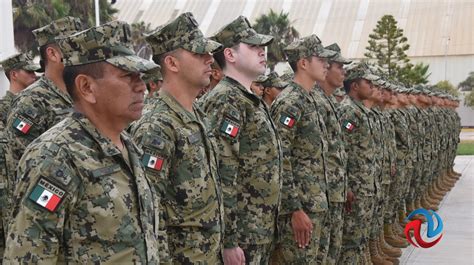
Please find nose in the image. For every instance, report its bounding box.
[204,52,214,65]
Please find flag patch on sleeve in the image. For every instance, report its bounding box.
[220,120,239,137]
[29,178,66,212]
[279,115,295,128]
[343,120,355,132]
[13,117,32,134]
[142,153,164,171]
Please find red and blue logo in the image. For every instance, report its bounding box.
[404,208,443,248]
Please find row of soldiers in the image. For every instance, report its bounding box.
[0,11,461,265]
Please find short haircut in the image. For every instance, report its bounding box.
[343,78,362,94]
[39,43,59,69]
[63,62,106,101]
[4,70,12,81]
[213,44,240,70]
[152,49,179,78]
[288,56,312,73]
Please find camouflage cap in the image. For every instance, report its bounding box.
[146,12,222,56]
[344,62,379,82]
[325,43,351,64]
[280,71,294,82]
[33,16,83,47]
[212,16,273,48]
[254,74,269,84]
[284,35,337,62]
[262,72,288,89]
[143,68,163,83]
[0,52,40,72]
[58,20,158,73]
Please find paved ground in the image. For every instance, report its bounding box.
[400,156,474,264]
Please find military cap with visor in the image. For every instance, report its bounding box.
[33,16,83,47]
[344,62,379,82]
[284,34,337,62]
[1,53,40,72]
[57,20,158,73]
[146,12,222,56]
[325,43,352,64]
[261,72,288,89]
[212,16,273,48]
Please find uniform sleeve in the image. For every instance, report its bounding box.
[199,97,242,248]
[131,122,172,262]
[270,102,302,214]
[3,145,79,264]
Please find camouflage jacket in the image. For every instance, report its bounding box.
[0,91,15,127]
[198,76,282,248]
[5,76,73,197]
[270,83,329,216]
[337,97,377,197]
[4,112,159,264]
[130,91,224,257]
[310,88,347,203]
[381,110,397,184]
[368,108,384,183]
[389,109,411,162]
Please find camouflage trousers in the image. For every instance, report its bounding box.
[270,212,326,265]
[168,227,222,264]
[408,161,424,203]
[370,185,386,239]
[241,242,274,265]
[394,159,407,213]
[326,203,344,265]
[339,195,374,265]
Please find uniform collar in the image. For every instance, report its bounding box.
[158,90,201,125]
[39,76,73,105]
[222,76,261,105]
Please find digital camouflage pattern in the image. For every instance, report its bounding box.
[270,81,329,263]
[325,43,352,64]
[198,76,282,252]
[211,16,273,48]
[0,91,15,127]
[4,112,160,264]
[0,52,40,72]
[284,34,336,62]
[146,12,222,56]
[58,20,158,73]
[33,16,83,47]
[5,76,74,216]
[261,71,288,89]
[0,130,8,264]
[130,92,224,264]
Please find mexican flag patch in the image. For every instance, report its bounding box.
[343,120,355,132]
[13,117,32,134]
[29,178,66,212]
[142,154,164,171]
[280,115,295,128]
[220,120,239,137]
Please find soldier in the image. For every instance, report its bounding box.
[143,68,163,99]
[4,17,82,216]
[3,20,161,263]
[198,16,282,264]
[261,71,287,106]
[199,61,224,98]
[0,53,39,126]
[131,13,224,263]
[250,74,267,97]
[318,43,353,265]
[337,63,379,264]
[269,34,335,265]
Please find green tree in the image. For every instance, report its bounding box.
[464,91,474,108]
[433,80,460,97]
[365,15,430,86]
[13,0,117,53]
[253,9,299,71]
[458,72,474,92]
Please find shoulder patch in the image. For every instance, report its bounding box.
[220,119,240,137]
[28,177,66,212]
[279,114,296,128]
[142,153,164,171]
[143,135,166,150]
[343,120,356,132]
[12,116,33,134]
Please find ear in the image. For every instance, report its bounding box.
[223,47,236,64]
[9,70,19,81]
[163,54,180,74]
[297,58,308,71]
[74,74,97,104]
[46,46,63,64]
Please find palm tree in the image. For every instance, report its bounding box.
[13,0,117,54]
[254,9,300,71]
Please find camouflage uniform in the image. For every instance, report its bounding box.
[131,13,225,264]
[4,17,82,219]
[198,16,281,264]
[337,66,379,264]
[0,52,40,126]
[3,19,161,264]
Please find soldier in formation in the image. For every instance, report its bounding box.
[0,11,462,265]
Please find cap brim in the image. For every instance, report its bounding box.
[186,37,223,54]
[362,73,380,82]
[23,64,41,72]
[331,55,352,64]
[274,81,288,89]
[316,48,337,59]
[106,55,159,73]
[242,33,274,46]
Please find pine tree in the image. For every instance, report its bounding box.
[365,15,428,85]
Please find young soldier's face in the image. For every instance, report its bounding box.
[175,49,215,89]
[325,62,345,88]
[308,56,329,82]
[356,79,374,100]
[13,69,37,89]
[233,43,267,78]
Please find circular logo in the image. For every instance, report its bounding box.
[404,208,443,248]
